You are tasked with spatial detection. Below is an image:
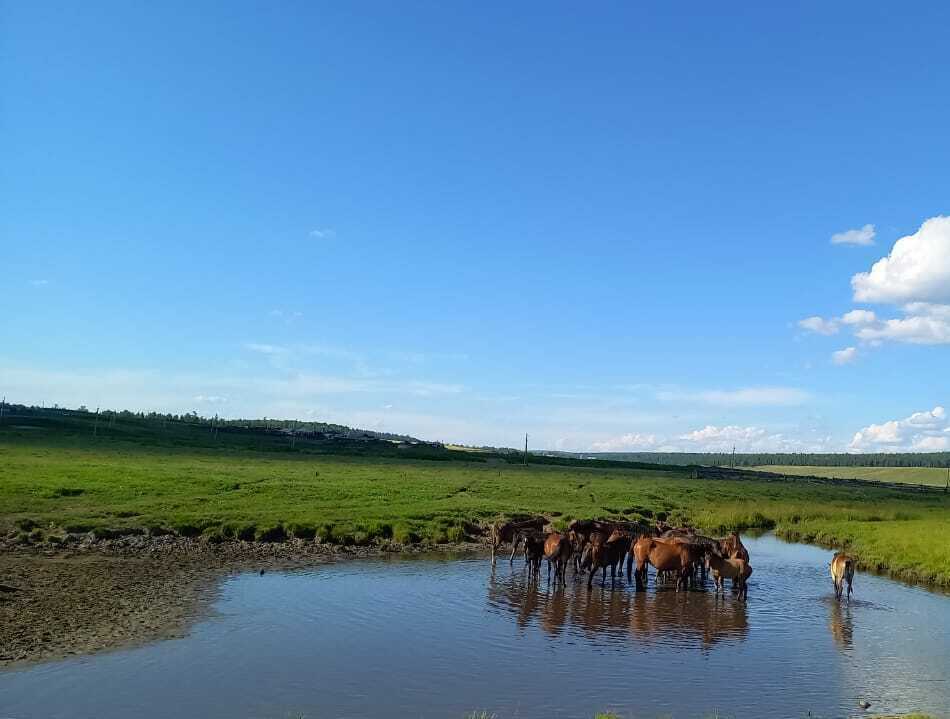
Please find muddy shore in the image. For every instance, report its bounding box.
[0,534,484,669]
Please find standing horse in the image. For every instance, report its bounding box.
[586,530,631,589]
[720,531,750,561]
[544,532,572,585]
[830,552,855,601]
[523,533,545,575]
[706,548,752,600]
[490,517,547,563]
[630,537,698,591]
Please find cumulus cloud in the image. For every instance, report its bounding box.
[853,303,950,345]
[309,228,336,239]
[831,347,857,365]
[840,309,876,325]
[849,406,949,452]
[801,303,950,347]
[831,224,876,246]
[677,425,832,453]
[851,216,950,303]
[799,316,839,335]
[798,216,950,351]
[29,279,50,287]
[589,423,835,453]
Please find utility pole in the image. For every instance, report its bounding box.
[732,445,736,469]
[523,433,528,466]
[0,396,5,424]
[93,407,100,437]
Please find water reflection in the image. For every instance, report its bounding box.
[3,535,949,719]
[828,599,854,650]
[488,566,748,649]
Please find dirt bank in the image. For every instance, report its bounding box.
[0,535,484,669]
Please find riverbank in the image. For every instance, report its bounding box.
[2,435,949,589]
[0,536,483,667]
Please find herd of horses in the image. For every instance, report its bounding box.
[489,516,857,601]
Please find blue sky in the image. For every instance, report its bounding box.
[3,2,950,452]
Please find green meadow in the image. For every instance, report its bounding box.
[752,464,950,487]
[1,415,949,585]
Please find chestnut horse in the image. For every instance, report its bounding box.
[544,532,572,584]
[830,552,855,601]
[629,537,699,591]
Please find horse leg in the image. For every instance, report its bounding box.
[509,535,520,564]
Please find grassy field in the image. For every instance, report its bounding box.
[1,415,949,585]
[752,465,950,487]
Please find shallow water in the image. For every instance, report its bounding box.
[2,535,948,719]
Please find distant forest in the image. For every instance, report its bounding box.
[0,402,420,444]
[544,450,950,469]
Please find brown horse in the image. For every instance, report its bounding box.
[830,552,855,601]
[523,533,545,575]
[630,537,697,591]
[664,534,719,586]
[490,517,547,563]
[569,519,648,575]
[720,531,750,561]
[544,532,572,584]
[587,530,630,589]
[706,548,752,600]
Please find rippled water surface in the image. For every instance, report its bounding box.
[2,535,948,718]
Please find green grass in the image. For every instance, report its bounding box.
[1,418,949,585]
[752,465,950,487]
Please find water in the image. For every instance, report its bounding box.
[2,535,948,719]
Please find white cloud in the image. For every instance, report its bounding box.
[853,303,950,345]
[590,432,659,452]
[798,216,950,351]
[831,223,876,246]
[849,405,949,452]
[194,394,228,404]
[29,279,49,287]
[588,423,837,454]
[657,386,811,407]
[799,316,839,335]
[801,303,950,347]
[677,425,832,453]
[851,216,950,303]
[840,309,876,325]
[831,347,858,365]
[309,228,336,239]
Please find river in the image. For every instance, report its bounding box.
[1,534,947,718]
